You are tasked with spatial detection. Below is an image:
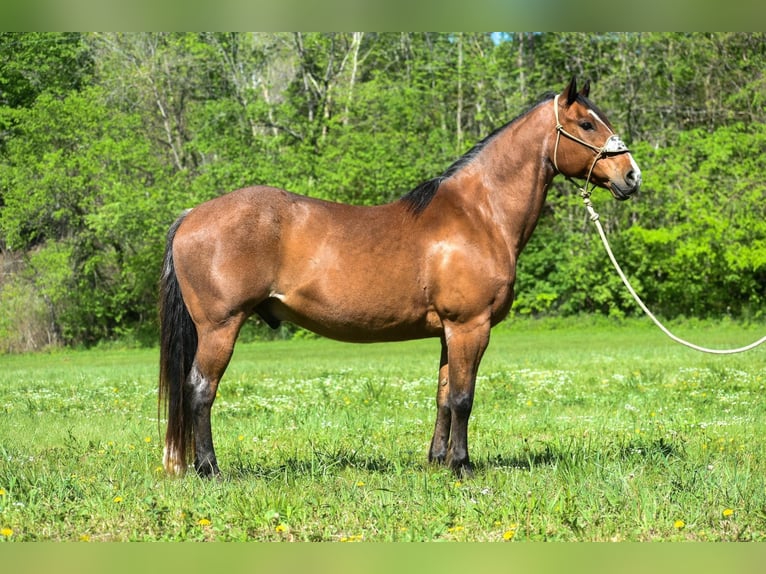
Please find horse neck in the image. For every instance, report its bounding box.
[455,104,557,256]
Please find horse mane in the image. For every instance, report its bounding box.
[401,92,557,214]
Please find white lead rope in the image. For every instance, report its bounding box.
[583,195,766,355]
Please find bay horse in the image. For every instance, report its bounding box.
[159,77,641,478]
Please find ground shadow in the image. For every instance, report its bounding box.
[225,447,404,481]
[219,436,685,480]
[473,446,561,473]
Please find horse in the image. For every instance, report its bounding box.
[158,77,641,478]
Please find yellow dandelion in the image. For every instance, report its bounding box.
[79,534,91,542]
[144,436,152,444]
[447,525,464,533]
[1,527,13,537]
[237,435,245,441]
[0,488,6,496]
[356,481,365,487]
[722,508,734,518]
[154,465,165,473]
[453,481,462,488]
[503,529,516,541]
[673,519,685,530]
[275,523,287,533]
[113,496,123,503]
[198,518,211,526]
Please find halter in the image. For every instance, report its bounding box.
[552,94,630,196]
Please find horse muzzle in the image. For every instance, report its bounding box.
[609,166,641,201]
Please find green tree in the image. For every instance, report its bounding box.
[1,32,765,351]
[0,86,173,345]
[0,32,92,109]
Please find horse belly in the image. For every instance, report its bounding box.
[266,278,437,343]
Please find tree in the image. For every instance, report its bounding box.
[1,32,765,351]
[0,86,173,345]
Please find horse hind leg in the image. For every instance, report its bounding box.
[186,318,243,477]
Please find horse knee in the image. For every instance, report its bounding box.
[448,390,474,417]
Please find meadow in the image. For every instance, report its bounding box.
[1,317,766,542]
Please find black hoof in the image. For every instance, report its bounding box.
[428,449,447,465]
[194,457,220,478]
[449,459,474,479]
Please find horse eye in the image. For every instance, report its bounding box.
[580,121,595,131]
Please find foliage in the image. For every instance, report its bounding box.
[0,32,765,350]
[0,86,174,345]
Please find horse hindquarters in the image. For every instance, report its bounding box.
[159,212,245,477]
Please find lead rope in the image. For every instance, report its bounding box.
[580,190,766,354]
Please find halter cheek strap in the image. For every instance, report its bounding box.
[552,94,629,190]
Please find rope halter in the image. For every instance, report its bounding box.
[552,94,630,196]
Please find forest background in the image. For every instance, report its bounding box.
[0,32,764,352]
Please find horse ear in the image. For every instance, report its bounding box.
[563,76,578,106]
[580,80,590,98]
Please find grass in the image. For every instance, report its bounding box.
[1,316,766,541]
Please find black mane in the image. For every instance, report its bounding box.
[401,92,557,214]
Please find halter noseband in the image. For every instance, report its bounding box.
[552,94,629,194]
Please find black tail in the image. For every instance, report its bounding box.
[158,211,197,474]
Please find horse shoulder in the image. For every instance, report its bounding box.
[420,225,514,323]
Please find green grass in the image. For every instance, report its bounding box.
[1,317,766,541]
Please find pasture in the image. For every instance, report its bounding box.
[1,317,765,542]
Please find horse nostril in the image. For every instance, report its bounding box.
[625,169,641,189]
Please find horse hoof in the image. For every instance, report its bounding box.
[194,458,220,478]
[428,450,447,465]
[451,461,474,479]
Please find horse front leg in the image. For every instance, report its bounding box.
[428,338,450,464]
[442,318,490,478]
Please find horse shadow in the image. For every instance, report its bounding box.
[225,447,401,481]
[475,436,683,473]
[221,436,683,481]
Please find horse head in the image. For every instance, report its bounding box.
[552,77,641,200]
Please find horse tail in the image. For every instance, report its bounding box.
[158,210,197,475]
